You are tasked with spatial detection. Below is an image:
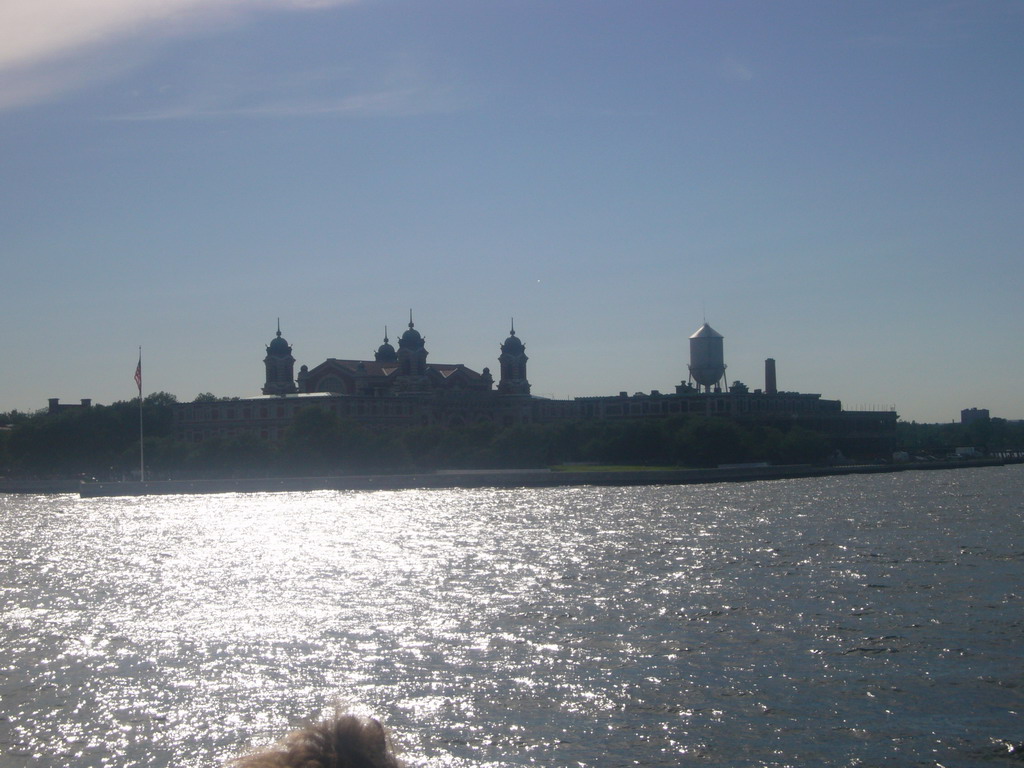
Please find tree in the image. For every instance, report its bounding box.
[598,420,669,465]
[778,426,831,464]
[742,425,785,462]
[1,394,179,477]
[673,417,746,467]
[0,428,10,474]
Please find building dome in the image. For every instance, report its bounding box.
[498,321,530,395]
[501,320,526,354]
[396,312,428,383]
[262,321,297,395]
[267,327,291,356]
[399,313,425,350]
[375,328,397,362]
[502,328,524,353]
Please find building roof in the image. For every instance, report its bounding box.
[690,322,723,340]
[308,358,486,380]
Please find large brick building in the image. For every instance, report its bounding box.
[173,319,897,457]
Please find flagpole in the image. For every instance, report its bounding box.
[137,347,144,482]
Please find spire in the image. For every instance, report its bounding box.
[375,325,397,363]
[498,319,529,395]
[263,319,297,395]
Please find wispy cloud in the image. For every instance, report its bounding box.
[111,86,460,121]
[105,54,463,121]
[0,0,356,110]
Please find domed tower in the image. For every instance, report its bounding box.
[374,327,397,363]
[396,311,429,391]
[688,322,726,393]
[263,320,298,395]
[498,321,530,395]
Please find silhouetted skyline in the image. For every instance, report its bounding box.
[2,1,1022,422]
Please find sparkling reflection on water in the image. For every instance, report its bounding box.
[1,466,1022,767]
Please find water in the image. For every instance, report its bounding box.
[1,466,1022,767]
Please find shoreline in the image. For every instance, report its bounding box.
[0,459,1015,498]
[61,458,1018,497]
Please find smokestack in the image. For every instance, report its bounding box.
[765,358,777,395]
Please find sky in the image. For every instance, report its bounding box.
[1,0,1022,423]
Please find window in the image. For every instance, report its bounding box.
[319,376,345,393]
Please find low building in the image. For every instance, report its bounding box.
[572,389,896,457]
[48,398,92,414]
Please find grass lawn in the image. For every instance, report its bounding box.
[549,464,686,472]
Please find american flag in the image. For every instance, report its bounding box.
[135,357,142,393]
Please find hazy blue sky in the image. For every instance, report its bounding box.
[2,1,1021,423]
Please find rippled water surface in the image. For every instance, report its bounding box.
[2,466,1022,767]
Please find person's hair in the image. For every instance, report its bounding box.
[231,714,401,768]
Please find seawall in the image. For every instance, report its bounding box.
[76,459,1015,498]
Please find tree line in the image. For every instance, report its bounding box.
[2,393,1016,480]
[895,418,1024,458]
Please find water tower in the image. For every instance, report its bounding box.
[688,322,727,393]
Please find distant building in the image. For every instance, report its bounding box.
[177,318,536,441]
[764,358,778,396]
[295,316,499,398]
[48,398,92,414]
[961,408,990,425]
[172,319,898,457]
[574,389,896,457]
